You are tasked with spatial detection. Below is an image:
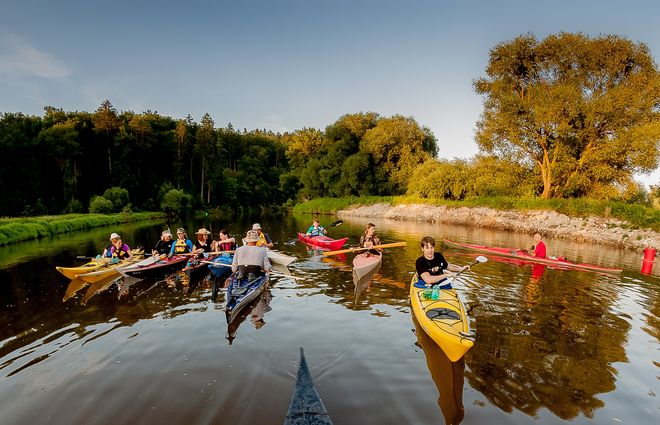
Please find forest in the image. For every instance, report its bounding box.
[1,32,659,218]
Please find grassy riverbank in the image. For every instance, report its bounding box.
[0,212,166,246]
[292,196,660,232]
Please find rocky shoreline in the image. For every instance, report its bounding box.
[336,203,660,252]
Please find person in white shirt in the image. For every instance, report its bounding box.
[232,230,272,278]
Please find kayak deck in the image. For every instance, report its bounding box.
[226,274,269,324]
[352,252,382,281]
[284,347,333,425]
[443,239,623,273]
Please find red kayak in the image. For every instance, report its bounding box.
[443,239,623,274]
[297,233,348,251]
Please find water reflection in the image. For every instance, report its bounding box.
[1,215,660,425]
[465,269,628,419]
[81,275,121,304]
[226,289,272,344]
[413,315,465,425]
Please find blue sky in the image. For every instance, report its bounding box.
[2,0,659,185]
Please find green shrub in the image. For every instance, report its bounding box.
[89,196,114,213]
[103,187,130,211]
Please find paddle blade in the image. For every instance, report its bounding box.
[328,220,343,228]
[475,255,488,263]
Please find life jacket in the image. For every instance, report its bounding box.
[218,240,236,251]
[174,238,191,254]
[256,232,269,247]
[111,244,130,259]
[308,226,325,237]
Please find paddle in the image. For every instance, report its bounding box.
[180,250,235,256]
[322,241,407,256]
[199,261,307,280]
[76,252,156,260]
[444,255,488,283]
[285,220,344,245]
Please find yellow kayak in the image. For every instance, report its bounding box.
[56,258,111,280]
[76,255,143,284]
[410,273,474,362]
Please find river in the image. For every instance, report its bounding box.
[0,214,658,424]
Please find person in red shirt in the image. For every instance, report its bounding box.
[530,233,546,258]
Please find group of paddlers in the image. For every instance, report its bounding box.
[99,223,277,280]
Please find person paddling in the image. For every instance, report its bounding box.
[358,223,381,258]
[153,230,173,255]
[252,223,274,249]
[193,228,213,255]
[170,228,194,255]
[212,229,237,252]
[529,233,546,258]
[107,233,134,260]
[232,230,272,279]
[305,219,328,237]
[415,236,469,289]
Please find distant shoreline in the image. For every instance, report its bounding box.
[336,203,660,252]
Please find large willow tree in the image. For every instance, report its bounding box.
[474,32,660,199]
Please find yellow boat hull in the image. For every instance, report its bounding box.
[410,273,474,362]
[76,257,142,283]
[56,259,109,280]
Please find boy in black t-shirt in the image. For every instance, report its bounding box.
[415,236,469,289]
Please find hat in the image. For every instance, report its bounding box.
[252,223,261,230]
[162,230,172,236]
[244,230,260,243]
[109,232,121,241]
[176,228,185,234]
[195,228,210,235]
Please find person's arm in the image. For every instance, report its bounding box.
[420,270,455,284]
[321,226,327,235]
[447,263,468,273]
[264,234,274,249]
[169,242,176,255]
[125,244,134,258]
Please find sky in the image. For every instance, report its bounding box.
[2,0,660,186]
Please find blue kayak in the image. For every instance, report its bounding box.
[284,348,333,425]
[225,273,268,323]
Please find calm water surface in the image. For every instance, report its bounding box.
[0,214,658,424]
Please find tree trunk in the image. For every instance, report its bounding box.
[200,157,205,201]
[540,150,553,199]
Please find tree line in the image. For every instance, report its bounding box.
[1,31,658,218]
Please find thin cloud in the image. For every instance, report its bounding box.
[0,34,70,79]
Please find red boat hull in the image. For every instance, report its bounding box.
[443,239,622,273]
[297,233,348,250]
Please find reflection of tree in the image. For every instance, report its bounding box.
[413,315,465,425]
[466,271,629,419]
